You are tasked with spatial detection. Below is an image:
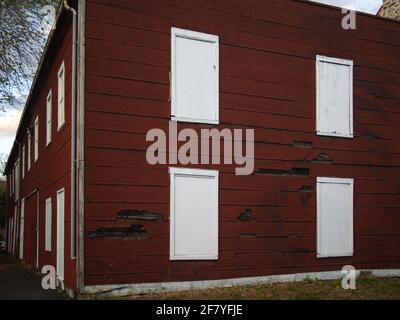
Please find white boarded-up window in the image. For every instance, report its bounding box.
[58,62,65,130]
[19,199,25,260]
[15,159,19,201]
[45,197,52,252]
[317,177,354,258]
[316,56,353,138]
[171,28,219,124]
[34,116,39,162]
[169,167,218,260]
[28,131,31,171]
[46,90,52,146]
[11,169,14,195]
[22,145,25,179]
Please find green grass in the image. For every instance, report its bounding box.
[119,274,400,300]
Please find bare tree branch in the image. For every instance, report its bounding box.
[0,0,60,112]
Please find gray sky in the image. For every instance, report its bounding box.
[0,0,384,157]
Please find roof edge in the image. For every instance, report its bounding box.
[3,2,66,175]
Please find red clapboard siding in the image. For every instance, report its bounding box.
[5,17,77,291]
[83,0,400,286]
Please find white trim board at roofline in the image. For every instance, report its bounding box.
[83,269,400,298]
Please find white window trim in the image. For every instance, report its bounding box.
[19,198,25,260]
[57,61,65,131]
[316,177,354,258]
[34,116,39,162]
[316,55,353,138]
[27,130,31,171]
[171,27,219,125]
[46,90,52,146]
[169,167,219,260]
[56,188,65,281]
[11,169,14,195]
[15,159,19,201]
[45,197,52,252]
[22,145,25,179]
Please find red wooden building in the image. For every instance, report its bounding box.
[3,0,400,298]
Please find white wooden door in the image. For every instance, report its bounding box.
[56,189,65,283]
[19,199,25,260]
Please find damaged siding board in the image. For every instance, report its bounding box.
[83,0,400,287]
[169,167,219,260]
[317,177,354,258]
[316,55,353,138]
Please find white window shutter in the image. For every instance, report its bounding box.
[317,177,354,258]
[169,167,219,260]
[316,56,353,138]
[45,198,52,252]
[58,62,65,130]
[46,90,52,146]
[171,28,219,124]
[34,116,39,162]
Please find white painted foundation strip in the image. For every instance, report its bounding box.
[84,269,400,298]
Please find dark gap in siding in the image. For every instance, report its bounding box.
[308,152,332,164]
[360,133,381,140]
[298,186,314,193]
[240,233,257,238]
[117,209,163,221]
[293,140,313,148]
[87,224,148,239]
[238,208,252,221]
[255,167,310,176]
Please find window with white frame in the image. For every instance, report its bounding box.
[171,28,219,124]
[15,160,19,201]
[317,177,354,258]
[169,167,219,260]
[46,90,52,146]
[45,197,52,252]
[316,55,353,138]
[11,169,14,195]
[34,116,39,162]
[58,62,65,130]
[22,145,25,179]
[27,130,31,171]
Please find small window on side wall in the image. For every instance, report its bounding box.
[171,28,219,124]
[316,55,353,138]
[22,145,25,179]
[169,167,219,260]
[45,197,52,252]
[58,62,65,130]
[46,90,52,146]
[27,131,32,171]
[317,177,354,258]
[34,116,39,162]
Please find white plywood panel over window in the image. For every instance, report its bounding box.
[171,28,219,124]
[19,199,25,260]
[45,197,52,252]
[317,177,354,258]
[316,56,353,138]
[46,90,52,146]
[56,189,65,282]
[34,116,39,162]
[170,167,218,260]
[58,62,65,130]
